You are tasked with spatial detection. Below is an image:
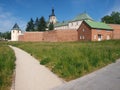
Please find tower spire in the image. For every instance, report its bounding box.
[51,7,55,16]
[49,7,57,24]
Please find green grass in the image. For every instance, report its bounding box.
[0,42,15,90]
[9,40,120,81]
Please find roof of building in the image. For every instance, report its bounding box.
[84,20,113,30]
[54,13,93,27]
[54,21,69,27]
[71,13,93,22]
[12,23,21,30]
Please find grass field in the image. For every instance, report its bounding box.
[0,42,15,90]
[9,40,120,81]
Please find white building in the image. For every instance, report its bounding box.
[11,23,22,41]
[54,13,93,30]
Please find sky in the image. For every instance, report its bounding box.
[0,0,120,32]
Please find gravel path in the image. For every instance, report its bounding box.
[10,46,64,90]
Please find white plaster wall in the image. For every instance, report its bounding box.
[50,16,57,24]
[55,21,82,30]
[11,30,22,41]
[68,21,82,29]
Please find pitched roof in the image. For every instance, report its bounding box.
[54,21,69,27]
[12,23,21,30]
[85,20,113,30]
[54,13,93,28]
[71,13,93,22]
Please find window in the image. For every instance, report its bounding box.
[94,35,96,39]
[83,35,85,39]
[71,23,73,26]
[80,35,85,39]
[76,22,78,25]
[83,28,85,32]
[80,36,82,39]
[107,35,110,40]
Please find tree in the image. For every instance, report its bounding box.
[38,16,46,31]
[34,17,39,31]
[0,32,2,37]
[101,11,120,24]
[1,31,11,40]
[48,22,54,30]
[26,18,35,31]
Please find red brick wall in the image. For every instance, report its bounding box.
[19,32,43,42]
[77,22,92,41]
[18,30,78,42]
[91,29,113,41]
[108,24,120,39]
[56,30,78,42]
[18,35,24,41]
[43,30,58,42]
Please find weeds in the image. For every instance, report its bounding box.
[0,42,15,89]
[9,40,120,81]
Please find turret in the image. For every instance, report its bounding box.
[11,23,22,41]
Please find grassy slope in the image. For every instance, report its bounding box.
[0,42,15,90]
[10,40,120,81]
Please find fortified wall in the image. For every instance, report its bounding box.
[108,24,120,39]
[19,30,78,42]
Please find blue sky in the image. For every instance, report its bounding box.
[0,0,120,32]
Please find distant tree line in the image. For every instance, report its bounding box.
[101,11,120,24]
[26,16,54,32]
[0,31,11,40]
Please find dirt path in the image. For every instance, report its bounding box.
[10,46,64,90]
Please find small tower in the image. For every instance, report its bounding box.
[49,8,57,24]
[11,23,22,41]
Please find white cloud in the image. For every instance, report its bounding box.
[0,6,26,32]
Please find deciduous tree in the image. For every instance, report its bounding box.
[101,11,120,24]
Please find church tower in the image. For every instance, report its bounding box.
[11,23,22,41]
[49,8,57,24]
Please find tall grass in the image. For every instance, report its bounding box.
[0,42,15,90]
[10,40,120,81]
